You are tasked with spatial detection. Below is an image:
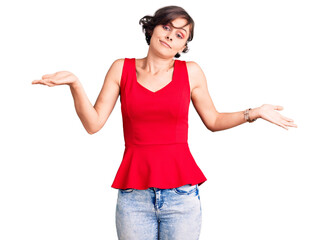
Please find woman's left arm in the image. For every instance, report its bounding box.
[187,61,297,131]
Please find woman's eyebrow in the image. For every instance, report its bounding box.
[168,22,187,33]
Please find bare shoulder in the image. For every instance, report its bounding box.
[186,60,199,68]
[109,58,125,72]
[106,58,125,87]
[112,58,125,67]
[185,61,207,92]
[186,61,203,75]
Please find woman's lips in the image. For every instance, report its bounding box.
[160,40,171,48]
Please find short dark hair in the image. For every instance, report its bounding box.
[139,5,195,58]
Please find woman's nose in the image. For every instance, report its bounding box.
[166,35,172,41]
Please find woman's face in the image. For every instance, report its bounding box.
[149,17,190,58]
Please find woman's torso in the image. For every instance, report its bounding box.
[111,57,207,190]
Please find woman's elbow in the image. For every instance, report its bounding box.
[85,123,102,135]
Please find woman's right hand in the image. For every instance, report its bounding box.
[32,71,79,87]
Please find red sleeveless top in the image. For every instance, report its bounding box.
[111,58,207,190]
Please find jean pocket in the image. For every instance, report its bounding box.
[119,188,135,193]
[173,184,197,195]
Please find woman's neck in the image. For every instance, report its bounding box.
[140,53,175,74]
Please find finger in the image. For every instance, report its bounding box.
[276,121,288,130]
[286,122,298,128]
[48,79,60,85]
[275,105,284,111]
[281,124,289,130]
[34,78,54,86]
[42,78,52,83]
[282,120,298,128]
[45,78,59,86]
[282,116,294,122]
[32,80,41,84]
[32,79,48,85]
[43,81,55,87]
[42,73,55,79]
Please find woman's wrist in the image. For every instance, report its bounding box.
[249,107,261,121]
[69,79,81,89]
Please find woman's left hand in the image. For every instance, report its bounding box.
[257,104,298,130]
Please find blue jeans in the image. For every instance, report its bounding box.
[115,184,202,240]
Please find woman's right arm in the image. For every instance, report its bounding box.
[70,59,124,134]
[32,58,124,134]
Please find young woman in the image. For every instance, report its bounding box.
[32,5,297,240]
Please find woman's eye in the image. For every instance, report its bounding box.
[177,34,183,39]
[163,25,170,30]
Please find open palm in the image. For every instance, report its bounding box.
[32,71,78,87]
[259,104,297,130]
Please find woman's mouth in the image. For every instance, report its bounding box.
[160,40,171,48]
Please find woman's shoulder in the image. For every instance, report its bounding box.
[109,58,126,74]
[112,57,138,69]
[110,58,132,74]
[185,60,204,76]
[105,58,127,87]
[112,58,126,66]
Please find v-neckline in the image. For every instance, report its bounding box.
[134,58,176,94]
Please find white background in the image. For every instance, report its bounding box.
[1,0,328,239]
